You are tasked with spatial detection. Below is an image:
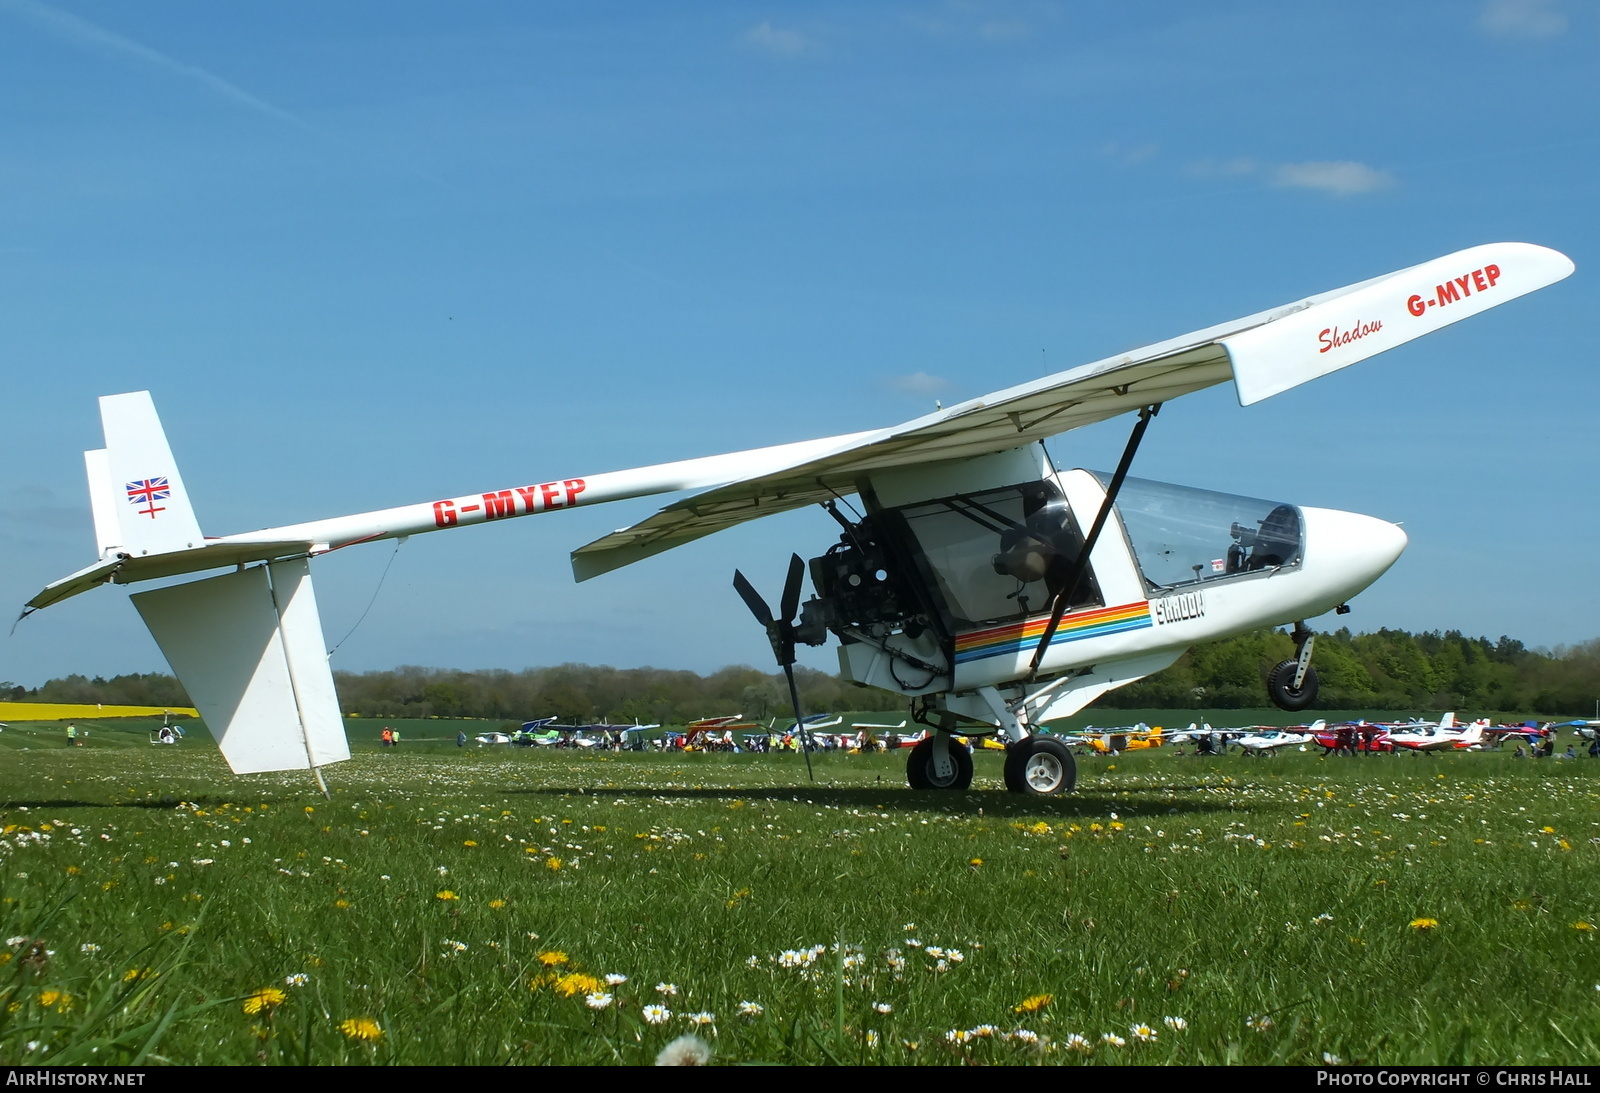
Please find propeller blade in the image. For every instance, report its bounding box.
[780,553,806,625]
[783,663,814,783]
[732,570,774,627]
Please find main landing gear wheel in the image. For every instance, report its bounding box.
[1267,659,1319,712]
[1003,737,1077,796]
[907,737,973,790]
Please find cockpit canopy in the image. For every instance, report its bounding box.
[1094,473,1302,591]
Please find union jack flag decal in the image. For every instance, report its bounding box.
[126,477,170,518]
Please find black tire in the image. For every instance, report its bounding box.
[1268,659,1319,712]
[906,737,973,790]
[1003,737,1077,795]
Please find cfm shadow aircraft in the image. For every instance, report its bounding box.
[21,243,1573,795]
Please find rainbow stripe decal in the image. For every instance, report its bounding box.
[953,601,1152,665]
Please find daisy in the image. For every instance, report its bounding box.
[643,1005,671,1025]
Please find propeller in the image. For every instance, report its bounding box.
[732,554,815,781]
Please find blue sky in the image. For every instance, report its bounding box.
[3,0,1596,688]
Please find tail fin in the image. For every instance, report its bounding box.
[1439,711,1455,730]
[131,558,348,774]
[99,391,204,557]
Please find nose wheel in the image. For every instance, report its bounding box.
[1003,736,1077,795]
[1268,622,1320,712]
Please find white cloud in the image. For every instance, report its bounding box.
[905,1,1050,42]
[1478,0,1567,38]
[1272,161,1395,196]
[1101,141,1159,167]
[886,372,950,397]
[0,0,306,126]
[743,21,811,56]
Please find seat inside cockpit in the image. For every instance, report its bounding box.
[1092,473,1303,592]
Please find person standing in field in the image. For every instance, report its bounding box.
[66,724,78,746]
[380,727,392,747]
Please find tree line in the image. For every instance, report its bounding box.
[7,627,1598,722]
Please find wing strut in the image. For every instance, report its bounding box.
[1027,404,1160,677]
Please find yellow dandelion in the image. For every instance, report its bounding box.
[545,857,563,871]
[122,967,157,982]
[37,989,74,1013]
[1572,921,1596,932]
[538,950,569,966]
[242,987,286,1015]
[304,807,315,814]
[489,899,507,909]
[1029,821,1051,835]
[1014,993,1053,1014]
[462,840,478,848]
[334,899,351,909]
[436,890,459,901]
[1408,918,1439,931]
[338,1016,383,1041]
[553,972,603,997]
[66,866,80,875]
[969,858,983,867]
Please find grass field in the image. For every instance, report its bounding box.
[2,716,1597,1066]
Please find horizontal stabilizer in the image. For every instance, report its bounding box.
[26,539,315,613]
[131,559,348,775]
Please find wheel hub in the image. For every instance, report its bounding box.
[1023,753,1064,792]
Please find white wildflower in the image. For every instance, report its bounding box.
[643,1004,671,1025]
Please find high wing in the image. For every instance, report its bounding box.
[572,242,1573,580]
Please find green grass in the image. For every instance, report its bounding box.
[1,719,1597,1065]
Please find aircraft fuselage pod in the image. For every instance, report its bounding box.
[796,443,1405,737]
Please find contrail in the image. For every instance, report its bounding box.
[0,0,310,129]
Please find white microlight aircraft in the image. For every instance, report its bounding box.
[22,243,1573,796]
